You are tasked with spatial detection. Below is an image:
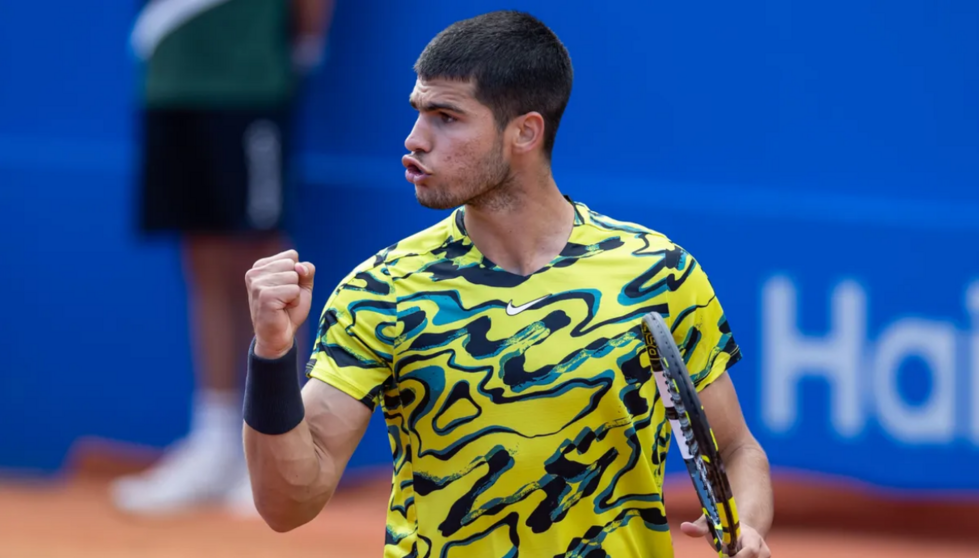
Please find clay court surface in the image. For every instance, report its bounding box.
[2,440,976,558]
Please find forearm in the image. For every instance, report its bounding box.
[722,437,774,537]
[244,254,372,532]
[244,420,338,532]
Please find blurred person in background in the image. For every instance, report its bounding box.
[111,0,335,517]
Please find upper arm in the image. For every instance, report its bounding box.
[668,249,741,391]
[667,248,752,454]
[301,378,373,478]
[697,372,757,458]
[301,258,398,479]
[306,259,399,412]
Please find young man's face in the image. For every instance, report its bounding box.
[403,77,511,210]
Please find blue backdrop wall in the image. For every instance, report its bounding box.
[1,0,977,492]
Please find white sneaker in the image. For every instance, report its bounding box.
[223,467,261,519]
[110,430,243,515]
[110,389,247,515]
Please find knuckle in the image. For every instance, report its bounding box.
[260,258,281,271]
[257,286,275,300]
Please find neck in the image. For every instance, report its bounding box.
[463,169,575,277]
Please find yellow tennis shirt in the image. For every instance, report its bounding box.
[307,199,742,557]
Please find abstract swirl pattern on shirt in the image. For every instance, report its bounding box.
[308,201,741,558]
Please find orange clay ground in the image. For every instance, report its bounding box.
[1,437,976,558]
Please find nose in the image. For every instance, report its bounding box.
[404,116,431,154]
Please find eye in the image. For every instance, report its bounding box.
[439,112,456,123]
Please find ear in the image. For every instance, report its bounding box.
[509,112,546,155]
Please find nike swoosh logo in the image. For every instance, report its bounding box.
[506,296,550,316]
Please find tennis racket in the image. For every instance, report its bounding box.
[641,311,741,557]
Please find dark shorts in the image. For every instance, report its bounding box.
[137,107,293,235]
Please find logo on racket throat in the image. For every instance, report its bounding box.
[642,323,665,372]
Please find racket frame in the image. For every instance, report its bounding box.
[641,311,741,557]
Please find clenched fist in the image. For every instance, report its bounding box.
[245,250,316,359]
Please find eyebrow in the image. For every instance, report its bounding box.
[409,97,466,115]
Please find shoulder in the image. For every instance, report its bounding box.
[332,211,459,294]
[576,202,683,253]
[378,211,459,269]
[575,201,714,286]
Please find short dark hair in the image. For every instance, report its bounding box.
[414,11,574,159]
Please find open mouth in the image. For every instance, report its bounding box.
[403,157,431,184]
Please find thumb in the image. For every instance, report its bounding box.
[680,514,709,538]
[297,262,316,292]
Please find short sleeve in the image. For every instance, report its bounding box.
[668,250,742,392]
[306,257,399,411]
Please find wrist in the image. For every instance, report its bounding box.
[244,338,305,435]
[254,338,294,360]
[737,515,772,539]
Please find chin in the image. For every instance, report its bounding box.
[415,189,460,211]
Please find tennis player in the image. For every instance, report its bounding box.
[242,11,773,557]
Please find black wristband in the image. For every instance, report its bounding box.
[243,338,305,435]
